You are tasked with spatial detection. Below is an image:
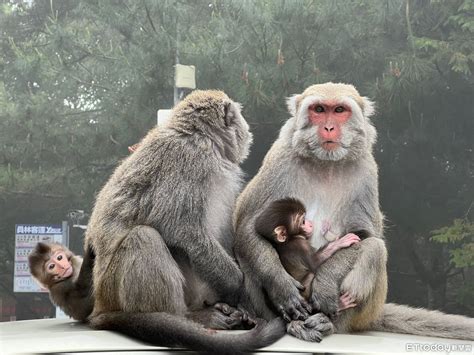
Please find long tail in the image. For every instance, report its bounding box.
[90,312,285,353]
[370,303,474,341]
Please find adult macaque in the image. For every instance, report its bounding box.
[28,242,94,322]
[255,197,359,306]
[85,90,285,353]
[234,82,474,341]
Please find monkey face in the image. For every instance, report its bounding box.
[46,250,73,281]
[286,83,376,162]
[301,217,313,237]
[308,101,352,151]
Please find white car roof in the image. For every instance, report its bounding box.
[1,318,472,355]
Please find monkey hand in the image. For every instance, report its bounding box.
[327,233,360,253]
[321,220,331,235]
[286,313,334,342]
[273,277,312,322]
[191,302,256,330]
[337,292,357,313]
[212,302,256,330]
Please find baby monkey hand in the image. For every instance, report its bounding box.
[338,292,357,313]
[325,233,360,256]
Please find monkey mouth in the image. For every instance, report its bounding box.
[322,141,340,151]
[61,266,73,279]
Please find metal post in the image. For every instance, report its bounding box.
[174,21,180,105]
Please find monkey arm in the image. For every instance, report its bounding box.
[308,249,331,270]
[342,171,384,240]
[58,246,95,321]
[309,234,361,271]
[233,153,312,321]
[173,225,244,305]
[75,244,95,290]
[234,219,311,322]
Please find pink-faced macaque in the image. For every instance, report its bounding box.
[28,242,94,321]
[235,82,474,342]
[255,198,359,313]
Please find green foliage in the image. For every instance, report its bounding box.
[431,219,474,268]
[0,0,473,314]
[456,283,474,310]
[430,218,474,311]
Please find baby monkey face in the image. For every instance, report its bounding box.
[46,251,73,281]
[301,216,314,237]
[294,213,313,239]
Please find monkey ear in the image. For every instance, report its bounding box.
[286,94,302,116]
[274,226,287,243]
[361,97,375,118]
[36,242,50,254]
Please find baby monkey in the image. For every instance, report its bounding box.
[255,198,359,314]
[28,242,94,322]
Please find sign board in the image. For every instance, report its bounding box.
[157,109,172,126]
[14,223,68,293]
[175,64,196,89]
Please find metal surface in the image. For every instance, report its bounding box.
[1,318,472,355]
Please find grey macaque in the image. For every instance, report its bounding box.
[234,82,474,341]
[28,242,94,322]
[85,90,285,352]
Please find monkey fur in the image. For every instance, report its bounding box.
[255,197,359,301]
[28,242,94,322]
[234,82,474,341]
[84,90,285,353]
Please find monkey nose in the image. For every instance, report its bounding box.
[324,125,335,132]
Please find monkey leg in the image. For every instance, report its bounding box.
[340,237,387,303]
[309,277,340,319]
[92,225,186,316]
[308,244,362,319]
[304,238,387,334]
[339,237,387,331]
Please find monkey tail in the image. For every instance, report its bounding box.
[369,303,474,341]
[89,312,285,353]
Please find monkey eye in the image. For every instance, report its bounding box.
[57,254,62,261]
[314,105,325,113]
[335,106,345,113]
[48,263,55,270]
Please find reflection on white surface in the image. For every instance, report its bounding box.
[1,318,472,355]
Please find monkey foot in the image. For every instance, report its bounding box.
[286,313,334,342]
[276,280,312,322]
[210,302,256,330]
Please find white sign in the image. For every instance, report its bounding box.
[14,224,65,293]
[175,64,196,89]
[157,109,172,126]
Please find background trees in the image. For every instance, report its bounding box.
[1,0,472,319]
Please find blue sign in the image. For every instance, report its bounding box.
[14,224,66,293]
[15,224,62,235]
